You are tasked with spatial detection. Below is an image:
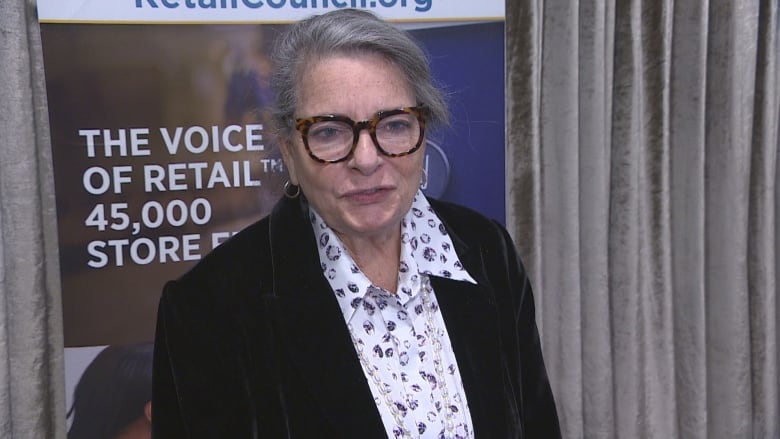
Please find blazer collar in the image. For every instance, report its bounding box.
[430,210,510,438]
[267,196,385,436]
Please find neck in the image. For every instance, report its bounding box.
[336,228,401,293]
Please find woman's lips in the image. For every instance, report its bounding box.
[342,186,392,204]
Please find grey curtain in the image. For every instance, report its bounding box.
[507,1,779,438]
[0,0,66,438]
[1,0,777,438]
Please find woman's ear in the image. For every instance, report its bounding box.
[144,401,152,422]
[278,139,299,185]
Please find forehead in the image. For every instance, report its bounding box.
[296,53,415,117]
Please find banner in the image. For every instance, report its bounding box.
[38,1,505,434]
[38,0,503,23]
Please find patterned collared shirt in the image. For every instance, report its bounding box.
[311,190,477,438]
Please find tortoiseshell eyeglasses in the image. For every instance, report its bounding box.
[293,105,428,163]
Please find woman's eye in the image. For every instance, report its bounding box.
[387,121,411,131]
[378,117,413,134]
[309,123,349,142]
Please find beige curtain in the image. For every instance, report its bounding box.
[1,0,777,437]
[507,1,779,438]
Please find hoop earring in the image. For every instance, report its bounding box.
[420,168,428,189]
[283,181,301,199]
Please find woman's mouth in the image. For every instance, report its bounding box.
[344,187,391,203]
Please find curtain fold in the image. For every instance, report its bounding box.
[0,0,66,438]
[746,2,779,437]
[508,0,779,438]
[705,2,758,434]
[669,1,709,437]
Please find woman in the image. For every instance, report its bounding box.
[69,343,153,439]
[152,9,560,438]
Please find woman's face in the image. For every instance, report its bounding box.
[281,53,425,242]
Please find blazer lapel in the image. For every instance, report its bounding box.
[431,226,513,438]
[267,197,384,436]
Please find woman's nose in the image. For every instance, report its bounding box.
[349,130,381,173]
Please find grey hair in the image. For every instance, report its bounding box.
[269,8,448,141]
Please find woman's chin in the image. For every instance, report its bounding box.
[339,213,403,240]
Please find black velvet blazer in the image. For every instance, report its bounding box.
[152,196,561,438]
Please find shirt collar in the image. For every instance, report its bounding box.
[401,191,476,284]
[311,190,477,323]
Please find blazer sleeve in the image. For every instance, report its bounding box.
[152,275,288,438]
[495,220,562,438]
[151,280,258,438]
[152,285,189,438]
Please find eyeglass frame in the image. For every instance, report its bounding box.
[292,105,429,164]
